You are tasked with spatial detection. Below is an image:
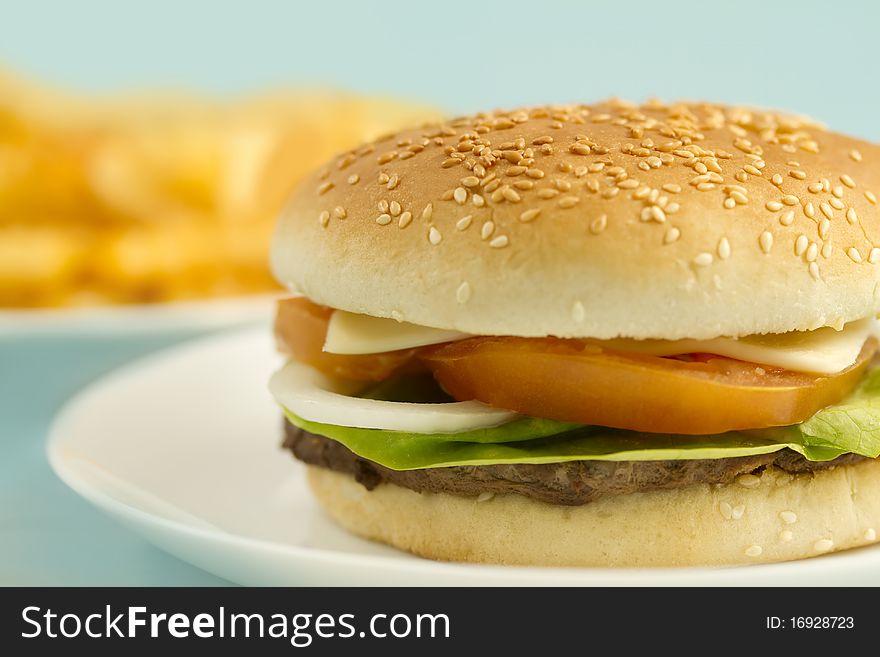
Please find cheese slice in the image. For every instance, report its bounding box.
[324,308,878,375]
[324,310,471,355]
[606,317,878,374]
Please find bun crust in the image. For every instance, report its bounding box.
[307,461,880,567]
[272,100,880,339]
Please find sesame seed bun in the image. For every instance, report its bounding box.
[272,100,880,339]
[306,460,880,567]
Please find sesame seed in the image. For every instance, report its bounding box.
[489,235,509,248]
[519,208,541,223]
[717,237,731,260]
[870,248,880,264]
[318,210,330,227]
[617,179,640,189]
[662,183,682,194]
[807,182,823,194]
[795,235,809,256]
[723,198,736,209]
[453,187,467,204]
[398,211,413,228]
[780,511,798,524]
[730,190,749,205]
[664,227,681,244]
[822,243,833,258]
[760,231,774,254]
[735,171,749,183]
[555,179,573,192]
[506,166,527,177]
[819,218,830,239]
[572,301,586,323]
[441,158,460,169]
[806,242,818,262]
[866,528,877,541]
[743,164,762,176]
[745,545,763,557]
[389,201,401,216]
[851,149,863,162]
[347,174,360,185]
[558,195,580,208]
[590,214,608,234]
[473,194,486,208]
[830,197,845,210]
[804,202,816,218]
[537,188,559,199]
[847,247,863,263]
[502,187,522,203]
[461,176,480,188]
[841,174,856,188]
[780,210,795,226]
[866,191,878,205]
[525,168,545,179]
[456,281,472,304]
[387,174,400,190]
[375,213,392,225]
[820,202,834,219]
[789,170,807,180]
[832,185,845,199]
[771,173,784,186]
[456,215,473,231]
[480,221,495,240]
[421,203,433,222]
[377,152,396,164]
[694,252,713,267]
[846,206,858,224]
[428,227,442,245]
[737,473,761,488]
[780,530,793,543]
[782,194,799,206]
[732,505,745,520]
[317,181,334,195]
[814,538,834,553]
[809,261,821,280]
[766,201,783,212]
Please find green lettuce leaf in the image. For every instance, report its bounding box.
[281,367,880,470]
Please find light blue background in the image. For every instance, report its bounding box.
[1,0,877,585]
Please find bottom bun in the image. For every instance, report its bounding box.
[306,460,880,567]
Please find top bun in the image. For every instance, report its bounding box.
[271,100,880,339]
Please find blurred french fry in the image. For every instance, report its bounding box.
[0,69,441,308]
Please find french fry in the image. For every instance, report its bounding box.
[0,69,441,308]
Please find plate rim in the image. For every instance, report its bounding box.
[0,293,276,334]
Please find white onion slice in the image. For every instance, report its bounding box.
[268,360,518,433]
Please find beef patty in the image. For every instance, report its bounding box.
[283,421,868,506]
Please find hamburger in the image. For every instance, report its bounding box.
[268,99,880,567]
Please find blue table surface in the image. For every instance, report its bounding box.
[0,327,234,586]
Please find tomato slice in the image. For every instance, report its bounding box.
[419,337,877,434]
[274,297,423,382]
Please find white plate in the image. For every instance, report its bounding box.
[0,295,275,335]
[47,327,880,586]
